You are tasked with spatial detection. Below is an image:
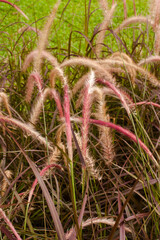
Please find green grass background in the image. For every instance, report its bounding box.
[0,0,149,60]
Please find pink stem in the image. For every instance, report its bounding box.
[89,119,152,157]
[26,72,43,102]
[50,89,64,118]
[96,78,131,115]
[74,117,158,167]
[28,164,62,203]
[0,208,22,240]
[89,118,157,165]
[0,0,28,19]
[130,101,160,109]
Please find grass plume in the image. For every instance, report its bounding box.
[94,88,115,165]
[0,116,53,151]
[0,92,12,117]
[114,16,153,34]
[95,3,116,57]
[25,72,43,103]
[82,70,95,158]
[33,0,61,73]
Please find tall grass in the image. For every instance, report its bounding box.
[0,0,160,239]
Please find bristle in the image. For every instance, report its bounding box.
[22,50,59,72]
[74,133,101,179]
[0,92,12,117]
[123,0,127,19]
[66,216,131,240]
[149,0,160,30]
[138,55,160,65]
[99,58,160,87]
[86,69,95,94]
[75,88,85,109]
[29,87,63,125]
[93,88,115,165]
[95,3,116,57]
[81,217,131,232]
[109,52,136,87]
[115,16,153,34]
[149,0,160,54]
[96,78,131,115]
[47,147,61,165]
[60,57,116,84]
[50,66,68,86]
[1,170,12,197]
[154,26,160,54]
[71,117,159,168]
[88,118,159,168]
[25,72,43,103]
[56,126,68,166]
[97,88,115,165]
[22,50,36,72]
[56,124,66,145]
[99,0,109,13]
[82,70,95,158]
[0,115,53,151]
[72,73,89,96]
[85,151,102,180]
[61,57,133,115]
[29,88,51,126]
[50,89,64,118]
[34,0,61,73]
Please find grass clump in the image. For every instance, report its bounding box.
[0,0,160,239]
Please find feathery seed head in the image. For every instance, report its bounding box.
[0,92,12,117]
[34,0,61,73]
[86,70,95,95]
[1,170,12,197]
[74,133,101,179]
[25,71,43,103]
[99,0,109,13]
[95,3,116,57]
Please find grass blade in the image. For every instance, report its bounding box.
[7,131,66,240]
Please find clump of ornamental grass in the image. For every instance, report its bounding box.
[1,0,160,239]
